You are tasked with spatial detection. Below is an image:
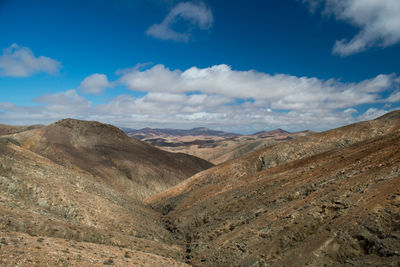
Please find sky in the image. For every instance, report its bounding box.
[0,0,399,133]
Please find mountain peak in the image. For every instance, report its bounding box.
[253,128,290,136]
[53,118,127,139]
[191,127,209,131]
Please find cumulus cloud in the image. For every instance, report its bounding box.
[0,64,398,133]
[0,44,61,77]
[79,73,112,94]
[118,64,399,112]
[303,0,400,56]
[0,90,92,125]
[387,91,400,103]
[34,89,92,116]
[357,108,389,121]
[146,2,213,42]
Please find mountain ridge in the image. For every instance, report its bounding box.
[1,111,400,266]
[8,118,213,200]
[146,110,400,266]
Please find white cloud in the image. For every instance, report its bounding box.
[0,44,61,77]
[0,90,92,125]
[387,91,400,103]
[34,89,92,117]
[0,64,398,133]
[79,73,112,94]
[146,2,213,42]
[118,64,399,112]
[357,108,389,121]
[303,0,400,56]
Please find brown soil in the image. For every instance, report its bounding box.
[1,112,400,266]
[148,110,400,266]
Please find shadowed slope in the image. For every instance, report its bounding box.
[0,138,188,265]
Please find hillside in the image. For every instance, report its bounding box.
[148,110,400,266]
[0,119,213,266]
[10,119,213,200]
[1,112,400,266]
[127,127,313,164]
[0,137,188,266]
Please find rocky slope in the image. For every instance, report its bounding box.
[1,112,400,266]
[148,110,400,266]
[0,119,213,266]
[10,119,213,200]
[0,137,188,266]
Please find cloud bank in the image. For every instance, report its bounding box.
[118,64,397,112]
[1,64,398,133]
[303,0,400,56]
[146,2,213,42]
[0,44,61,77]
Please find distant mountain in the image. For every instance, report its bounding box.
[125,126,313,164]
[124,127,240,139]
[0,123,43,136]
[252,128,290,137]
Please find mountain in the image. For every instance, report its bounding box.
[147,110,400,266]
[0,119,214,266]
[10,119,213,200]
[125,127,240,139]
[252,128,290,137]
[0,137,189,266]
[127,126,313,165]
[1,112,400,266]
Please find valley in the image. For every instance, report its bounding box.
[1,111,399,266]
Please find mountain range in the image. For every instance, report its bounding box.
[0,111,399,266]
[125,127,315,164]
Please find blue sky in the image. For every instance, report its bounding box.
[0,0,399,133]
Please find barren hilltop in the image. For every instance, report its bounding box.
[1,111,400,266]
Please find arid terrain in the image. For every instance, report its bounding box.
[1,111,400,266]
[11,119,213,200]
[148,110,400,266]
[126,127,314,164]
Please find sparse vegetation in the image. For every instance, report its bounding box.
[1,111,400,266]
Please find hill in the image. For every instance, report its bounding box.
[1,112,400,266]
[0,118,213,266]
[0,137,188,266]
[147,110,400,266]
[10,119,213,200]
